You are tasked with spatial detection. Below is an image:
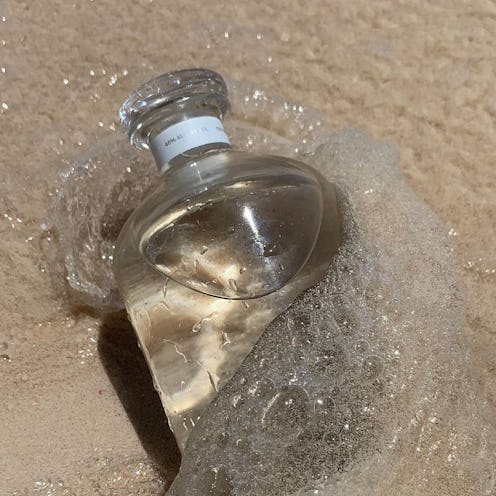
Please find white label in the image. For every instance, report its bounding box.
[150,116,230,172]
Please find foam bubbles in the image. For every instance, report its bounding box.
[167,131,496,495]
[49,82,496,495]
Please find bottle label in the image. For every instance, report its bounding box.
[150,116,230,171]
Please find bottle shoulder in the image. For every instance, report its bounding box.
[171,148,321,188]
[116,148,323,256]
[195,148,316,173]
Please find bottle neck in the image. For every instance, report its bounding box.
[149,115,231,173]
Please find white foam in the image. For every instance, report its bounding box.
[49,82,496,495]
[168,129,496,495]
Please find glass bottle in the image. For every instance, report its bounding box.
[114,68,340,451]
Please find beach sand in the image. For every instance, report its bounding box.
[1,1,495,493]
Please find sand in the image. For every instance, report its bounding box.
[1,0,495,494]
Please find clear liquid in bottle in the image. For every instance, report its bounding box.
[113,69,341,451]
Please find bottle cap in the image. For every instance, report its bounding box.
[119,68,230,150]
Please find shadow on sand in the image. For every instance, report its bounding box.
[98,310,181,483]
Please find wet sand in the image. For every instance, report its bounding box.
[1,1,495,493]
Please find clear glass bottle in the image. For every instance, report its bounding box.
[114,69,340,451]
